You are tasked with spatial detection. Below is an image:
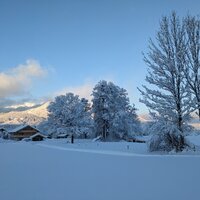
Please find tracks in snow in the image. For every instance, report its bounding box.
[36,143,142,157]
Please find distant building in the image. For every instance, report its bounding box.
[0,127,8,138]
[0,128,6,132]
[29,132,46,141]
[9,125,46,141]
[56,133,69,139]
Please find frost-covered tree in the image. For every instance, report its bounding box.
[147,119,192,152]
[47,93,93,137]
[92,80,140,140]
[138,12,193,134]
[184,15,200,119]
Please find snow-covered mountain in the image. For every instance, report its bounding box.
[139,113,200,130]
[1,101,200,130]
[0,102,50,126]
[138,113,152,123]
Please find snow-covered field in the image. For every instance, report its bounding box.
[0,137,200,200]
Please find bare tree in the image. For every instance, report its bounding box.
[184,15,200,119]
[138,12,193,133]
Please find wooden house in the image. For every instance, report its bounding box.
[9,125,45,141]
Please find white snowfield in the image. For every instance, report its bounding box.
[0,137,200,200]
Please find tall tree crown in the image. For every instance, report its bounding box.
[138,12,193,132]
[47,93,93,136]
[92,80,140,139]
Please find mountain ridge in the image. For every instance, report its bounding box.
[0,102,50,126]
[0,101,199,130]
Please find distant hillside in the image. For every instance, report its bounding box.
[138,113,200,130]
[26,102,49,118]
[0,102,49,126]
[138,114,152,123]
[0,101,200,130]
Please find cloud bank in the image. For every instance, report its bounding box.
[0,59,47,98]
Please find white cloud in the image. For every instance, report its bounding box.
[55,77,117,101]
[0,59,47,98]
[5,102,37,109]
[57,83,94,101]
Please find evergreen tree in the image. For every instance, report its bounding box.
[92,80,140,140]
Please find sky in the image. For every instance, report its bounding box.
[0,0,200,113]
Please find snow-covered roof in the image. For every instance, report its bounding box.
[29,132,47,139]
[9,124,40,134]
[57,133,69,137]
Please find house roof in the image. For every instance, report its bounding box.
[57,133,69,137]
[29,132,47,139]
[9,124,40,134]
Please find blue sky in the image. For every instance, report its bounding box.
[0,0,200,113]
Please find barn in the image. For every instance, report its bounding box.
[9,125,46,141]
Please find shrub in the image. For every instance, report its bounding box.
[148,121,191,152]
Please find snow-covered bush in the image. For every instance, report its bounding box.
[148,121,191,152]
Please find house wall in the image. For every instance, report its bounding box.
[32,135,44,141]
[11,127,38,140]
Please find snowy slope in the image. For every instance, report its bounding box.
[0,139,200,200]
[0,100,200,131]
[138,113,152,122]
[0,102,49,125]
[26,101,49,118]
[139,113,200,130]
[27,101,50,119]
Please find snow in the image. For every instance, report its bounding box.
[186,134,200,146]
[37,138,149,155]
[92,80,140,139]
[0,102,49,126]
[9,124,40,133]
[47,93,93,137]
[0,137,200,200]
[29,132,47,139]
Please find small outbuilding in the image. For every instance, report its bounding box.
[56,133,69,139]
[29,132,46,141]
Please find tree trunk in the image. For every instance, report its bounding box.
[198,108,200,121]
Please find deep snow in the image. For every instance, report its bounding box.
[0,137,200,200]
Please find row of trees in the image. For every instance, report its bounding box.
[42,12,199,151]
[138,12,200,151]
[45,80,140,140]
